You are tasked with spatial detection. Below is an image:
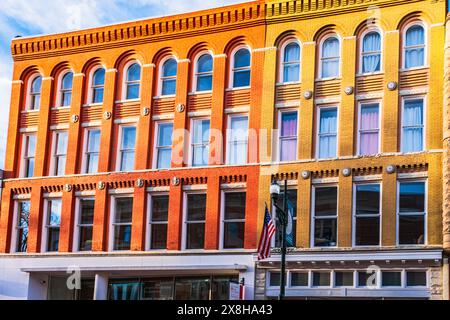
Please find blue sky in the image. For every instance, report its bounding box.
[0,0,246,170]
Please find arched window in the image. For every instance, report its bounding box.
[161,58,178,96]
[91,68,105,104]
[281,41,301,83]
[232,48,251,88]
[321,36,340,78]
[361,31,381,74]
[404,24,425,69]
[29,75,42,110]
[195,54,213,92]
[60,71,73,107]
[125,63,141,100]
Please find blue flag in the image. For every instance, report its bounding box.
[285,198,295,247]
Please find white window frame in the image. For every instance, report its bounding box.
[50,130,68,177]
[318,34,341,80]
[359,29,383,75]
[182,191,207,251]
[357,101,381,156]
[396,179,428,246]
[41,197,63,253]
[402,21,428,70]
[278,38,302,84]
[87,65,106,105]
[271,185,298,248]
[189,117,210,167]
[81,128,101,174]
[311,184,339,248]
[219,189,247,250]
[229,45,252,89]
[316,105,339,160]
[153,120,174,169]
[352,182,382,247]
[158,56,178,97]
[192,51,214,93]
[405,270,429,288]
[116,124,137,172]
[226,114,249,165]
[146,192,169,251]
[55,69,74,108]
[27,74,43,111]
[73,197,95,252]
[277,109,299,162]
[20,133,36,178]
[108,194,134,252]
[121,60,142,101]
[400,96,426,154]
[10,199,31,253]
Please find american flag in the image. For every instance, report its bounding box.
[257,204,275,261]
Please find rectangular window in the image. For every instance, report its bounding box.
[149,195,169,250]
[268,272,286,287]
[23,134,36,178]
[191,119,210,167]
[227,116,248,165]
[275,189,297,248]
[313,186,337,247]
[45,199,62,252]
[119,126,136,172]
[382,271,402,287]
[354,184,381,246]
[155,122,173,169]
[222,192,246,249]
[77,199,94,251]
[398,181,426,245]
[318,107,338,159]
[52,131,68,176]
[112,197,133,251]
[357,271,376,287]
[406,271,427,287]
[290,272,308,287]
[402,98,424,153]
[335,272,354,287]
[15,201,30,253]
[84,129,100,174]
[279,112,298,162]
[185,194,206,250]
[359,103,379,156]
[312,272,331,287]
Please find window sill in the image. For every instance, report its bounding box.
[275,81,301,87]
[21,109,40,114]
[355,72,384,77]
[153,95,176,100]
[115,99,141,105]
[82,103,103,108]
[399,66,429,73]
[225,86,251,92]
[315,77,342,82]
[188,91,212,96]
[50,106,71,110]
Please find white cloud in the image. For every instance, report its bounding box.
[0,0,246,170]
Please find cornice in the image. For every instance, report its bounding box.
[10,0,437,61]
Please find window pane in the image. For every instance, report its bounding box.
[162,79,176,96]
[88,130,101,152]
[197,54,213,73]
[406,25,424,46]
[399,182,425,213]
[62,72,73,89]
[109,280,140,300]
[196,75,212,91]
[115,198,133,223]
[79,226,93,251]
[151,224,167,250]
[93,68,105,86]
[163,59,177,77]
[122,127,136,149]
[362,32,381,73]
[280,139,297,162]
[32,76,42,93]
[360,104,379,130]
[319,109,337,134]
[355,217,380,246]
[187,194,206,221]
[322,38,339,58]
[142,279,173,300]
[284,43,300,62]
[224,192,246,220]
[192,145,208,167]
[61,92,72,106]
[48,200,62,227]
[233,70,250,88]
[269,272,285,287]
[211,276,239,300]
[158,123,173,147]
[314,187,337,216]
[275,189,297,247]
[93,88,104,104]
[114,225,132,250]
[120,151,135,171]
[80,199,95,225]
[186,223,205,249]
[281,112,297,137]
[402,99,423,153]
[127,63,141,81]
[47,228,60,252]
[291,273,308,287]
[26,159,35,178]
[406,272,427,287]
[157,149,172,169]
[87,154,99,174]
[405,48,424,69]
[27,135,36,157]
[223,222,245,249]
[175,277,209,300]
[234,49,250,68]
[399,215,425,245]
[356,184,380,215]
[56,132,68,154]
[314,218,337,247]
[56,156,66,176]
[126,84,140,100]
[230,117,248,140]
[335,272,354,287]
[283,64,300,83]
[312,272,330,287]
[193,120,210,144]
[17,201,30,253]
[382,272,401,287]
[152,195,169,221]
[358,271,376,287]
[228,142,247,165]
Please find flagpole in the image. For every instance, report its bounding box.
[279,179,288,300]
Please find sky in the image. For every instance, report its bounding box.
[0,0,247,170]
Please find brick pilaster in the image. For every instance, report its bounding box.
[27,187,44,253]
[92,187,109,251]
[204,176,220,250]
[167,183,183,250]
[59,189,75,252]
[0,188,14,253]
[131,186,147,251]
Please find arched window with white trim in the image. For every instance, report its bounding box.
[194,53,213,92]
[29,75,42,110]
[59,71,73,107]
[281,41,301,83]
[361,31,382,74]
[320,36,340,79]
[231,47,251,88]
[160,58,178,96]
[91,68,105,104]
[125,62,141,100]
[404,24,425,69]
